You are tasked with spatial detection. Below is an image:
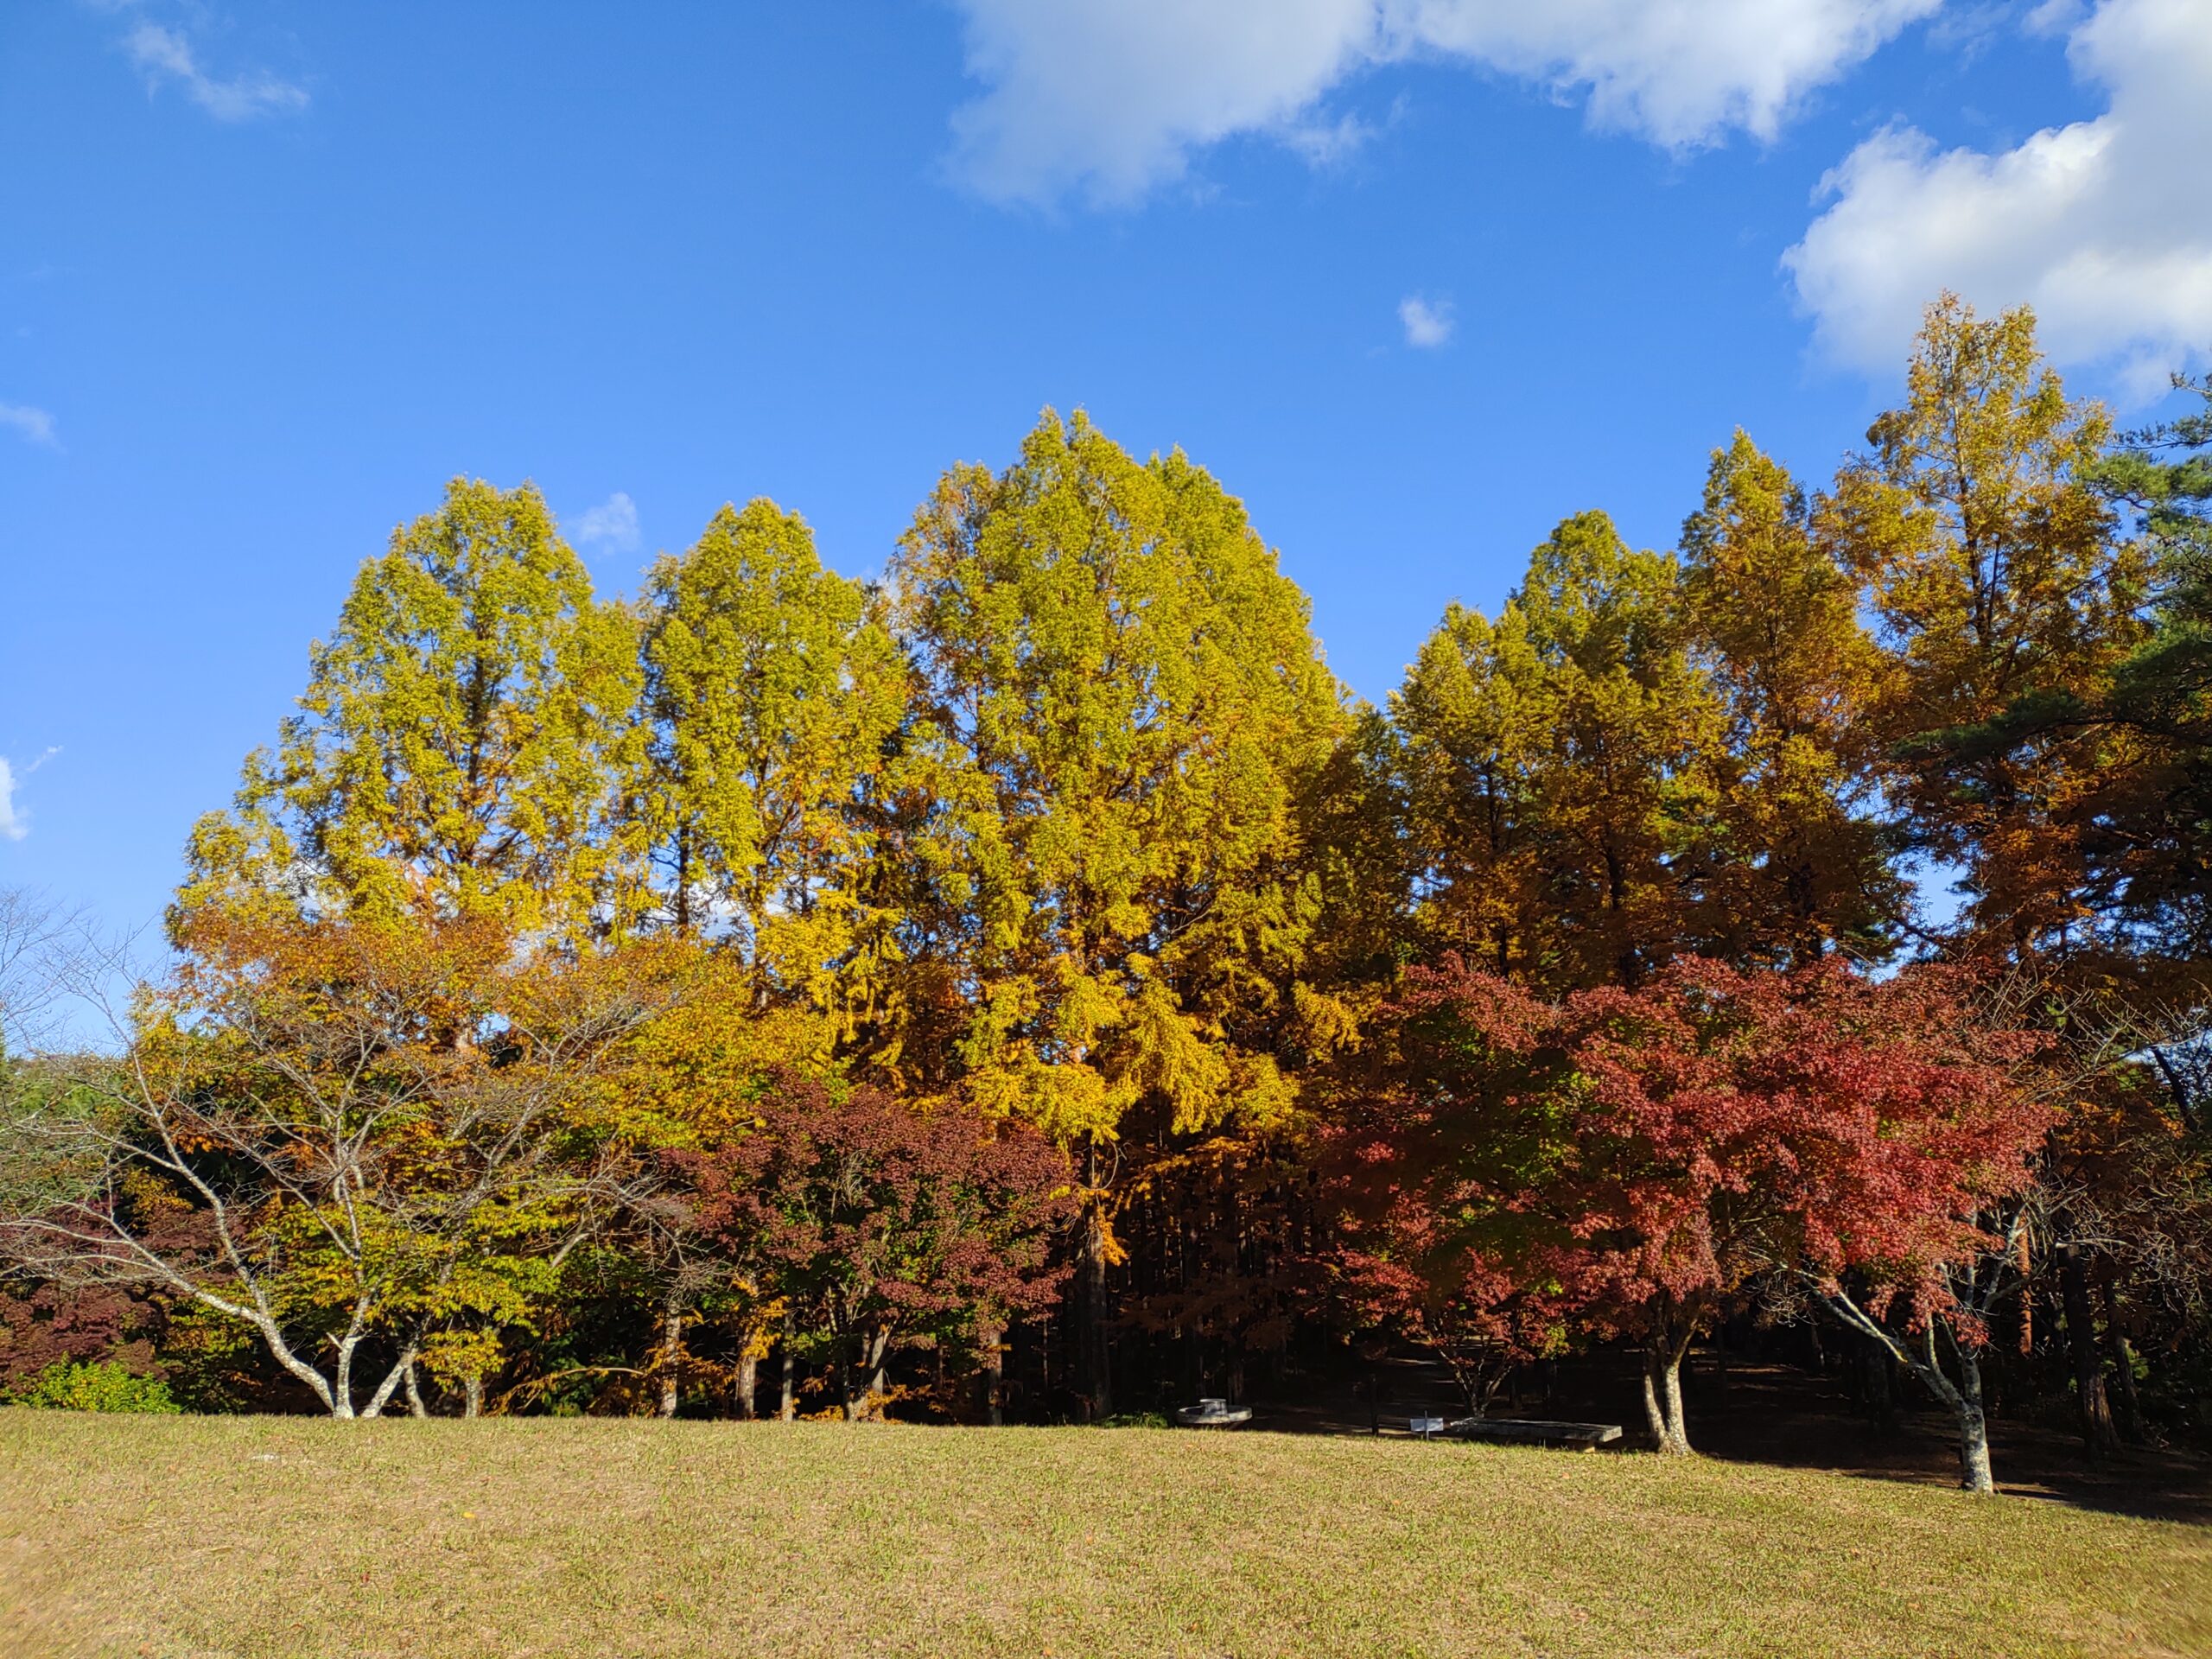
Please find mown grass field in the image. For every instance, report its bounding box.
[3,1411,2206,1658]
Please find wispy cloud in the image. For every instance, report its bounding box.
[124,21,308,122]
[572,492,641,555]
[0,751,59,842]
[0,403,57,448]
[1399,294,1455,349]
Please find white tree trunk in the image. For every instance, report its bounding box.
[1643,1332,1693,1455]
[1952,1341,1996,1495]
[658,1298,684,1420]
[1813,1285,1999,1495]
[734,1351,758,1421]
[359,1347,416,1419]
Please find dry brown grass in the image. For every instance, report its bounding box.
[3,1408,2207,1657]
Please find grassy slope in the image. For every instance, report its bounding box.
[2,1412,2206,1658]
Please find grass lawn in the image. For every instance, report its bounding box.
[3,1411,2207,1658]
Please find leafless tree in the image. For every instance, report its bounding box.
[0,885,83,1057]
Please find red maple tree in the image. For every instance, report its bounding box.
[1340,956,2050,1482]
[683,1071,1075,1421]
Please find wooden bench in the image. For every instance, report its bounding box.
[1442,1417,1623,1451]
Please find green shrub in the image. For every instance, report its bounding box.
[10,1359,181,1414]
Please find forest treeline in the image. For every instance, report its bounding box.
[3,296,2209,1494]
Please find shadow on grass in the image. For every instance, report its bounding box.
[1243,1350,2212,1526]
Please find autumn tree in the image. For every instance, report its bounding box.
[1958,373,2212,980]
[1325,967,1576,1417]
[1344,956,2047,1471]
[1391,601,1547,979]
[1560,960,2048,1478]
[880,410,1347,1411]
[178,480,646,943]
[0,912,666,1418]
[683,1071,1073,1421]
[640,499,906,1018]
[1395,512,1721,990]
[1726,969,2054,1493]
[1680,432,1903,964]
[1821,296,2140,967]
[576,945,836,1419]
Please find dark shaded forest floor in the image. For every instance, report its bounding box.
[1252,1348,2212,1524]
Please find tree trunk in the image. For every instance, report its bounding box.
[1640,1356,1667,1448]
[463,1374,483,1420]
[674,826,693,935]
[2058,1243,2120,1457]
[2100,1275,2143,1444]
[867,1329,889,1417]
[1660,1344,1689,1453]
[1083,1141,1113,1420]
[657,1295,684,1420]
[779,1319,796,1422]
[1954,1342,1995,1495]
[331,1334,360,1419]
[1814,1287,1997,1494]
[1641,1325,1693,1455]
[404,1359,428,1420]
[734,1351,758,1421]
[846,1327,889,1421]
[359,1347,415,1419]
[982,1326,1005,1427]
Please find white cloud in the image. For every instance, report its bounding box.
[0,404,56,447]
[1785,0,2212,390]
[572,492,641,555]
[124,22,308,122]
[945,0,1940,206]
[1399,294,1455,347]
[0,752,55,842]
[2024,0,2089,33]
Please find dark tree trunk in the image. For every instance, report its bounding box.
[2100,1275,2143,1444]
[2058,1242,2120,1457]
[982,1326,1005,1427]
[1083,1140,1113,1419]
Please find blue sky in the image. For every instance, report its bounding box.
[3,1,2207,944]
